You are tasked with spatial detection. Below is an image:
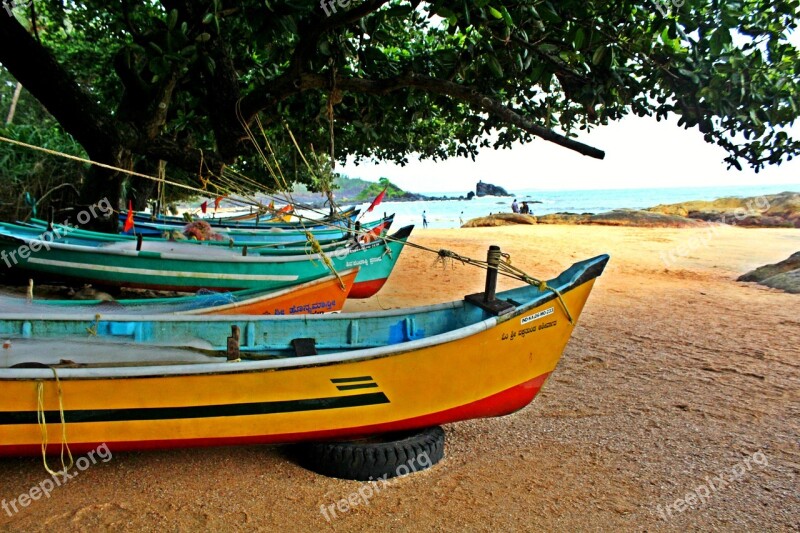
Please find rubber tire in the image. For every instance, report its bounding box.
[294,426,445,481]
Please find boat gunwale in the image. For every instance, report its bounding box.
[0,254,609,380]
[0,268,359,311]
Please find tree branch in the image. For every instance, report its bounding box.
[242,72,605,159]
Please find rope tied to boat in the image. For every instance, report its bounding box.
[436,248,574,324]
[304,231,345,291]
[36,367,74,477]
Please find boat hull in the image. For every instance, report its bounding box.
[6,269,358,316]
[0,255,607,455]
[0,226,412,297]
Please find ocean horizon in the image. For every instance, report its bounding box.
[355,183,800,229]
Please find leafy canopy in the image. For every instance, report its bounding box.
[0,0,798,201]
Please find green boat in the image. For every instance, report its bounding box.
[0,225,413,298]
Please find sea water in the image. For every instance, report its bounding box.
[359,183,800,230]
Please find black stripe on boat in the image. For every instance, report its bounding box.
[0,392,390,425]
[330,376,373,384]
[335,383,379,391]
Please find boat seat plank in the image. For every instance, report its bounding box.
[290,338,317,357]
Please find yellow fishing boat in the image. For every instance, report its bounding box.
[0,254,608,457]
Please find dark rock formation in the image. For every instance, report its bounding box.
[475,180,511,197]
[738,252,800,294]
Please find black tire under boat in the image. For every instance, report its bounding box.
[294,426,445,481]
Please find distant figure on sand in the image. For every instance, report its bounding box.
[520,202,530,215]
[459,211,464,225]
[422,210,428,228]
[511,199,519,213]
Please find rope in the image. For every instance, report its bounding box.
[36,367,74,477]
[304,231,345,290]
[0,136,568,313]
[435,248,574,324]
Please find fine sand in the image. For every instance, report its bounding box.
[1,224,798,531]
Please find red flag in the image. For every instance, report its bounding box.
[360,221,387,243]
[123,201,134,232]
[200,201,208,214]
[367,187,387,213]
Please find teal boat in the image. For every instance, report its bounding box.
[124,215,389,244]
[0,225,412,298]
[13,215,393,253]
[126,205,360,229]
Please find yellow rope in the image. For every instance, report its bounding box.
[36,367,74,477]
[304,231,345,290]
[436,249,574,324]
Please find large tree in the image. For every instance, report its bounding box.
[0,0,798,212]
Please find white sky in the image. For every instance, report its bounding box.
[340,114,800,192]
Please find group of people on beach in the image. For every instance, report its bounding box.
[511,199,530,215]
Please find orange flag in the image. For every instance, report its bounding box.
[214,196,225,211]
[123,201,134,232]
[367,187,387,213]
[200,201,208,214]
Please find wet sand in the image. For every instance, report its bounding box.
[1,224,798,531]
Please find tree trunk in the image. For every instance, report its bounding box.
[78,147,132,233]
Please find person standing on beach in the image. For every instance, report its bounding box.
[459,211,464,225]
[511,199,519,213]
[422,210,428,228]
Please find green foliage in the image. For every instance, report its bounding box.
[0,69,87,219]
[2,0,799,202]
[355,177,406,201]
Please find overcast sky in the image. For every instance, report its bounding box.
[340,114,800,193]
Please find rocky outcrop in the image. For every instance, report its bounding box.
[738,252,800,293]
[647,192,800,228]
[462,213,536,227]
[475,181,511,197]
[464,209,701,228]
[484,209,699,228]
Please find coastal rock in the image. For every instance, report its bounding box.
[755,270,800,293]
[475,180,511,197]
[647,192,800,228]
[738,252,800,294]
[535,210,700,227]
[462,213,536,227]
[463,210,700,228]
[534,212,592,225]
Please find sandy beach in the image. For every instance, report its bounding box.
[1,224,798,531]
